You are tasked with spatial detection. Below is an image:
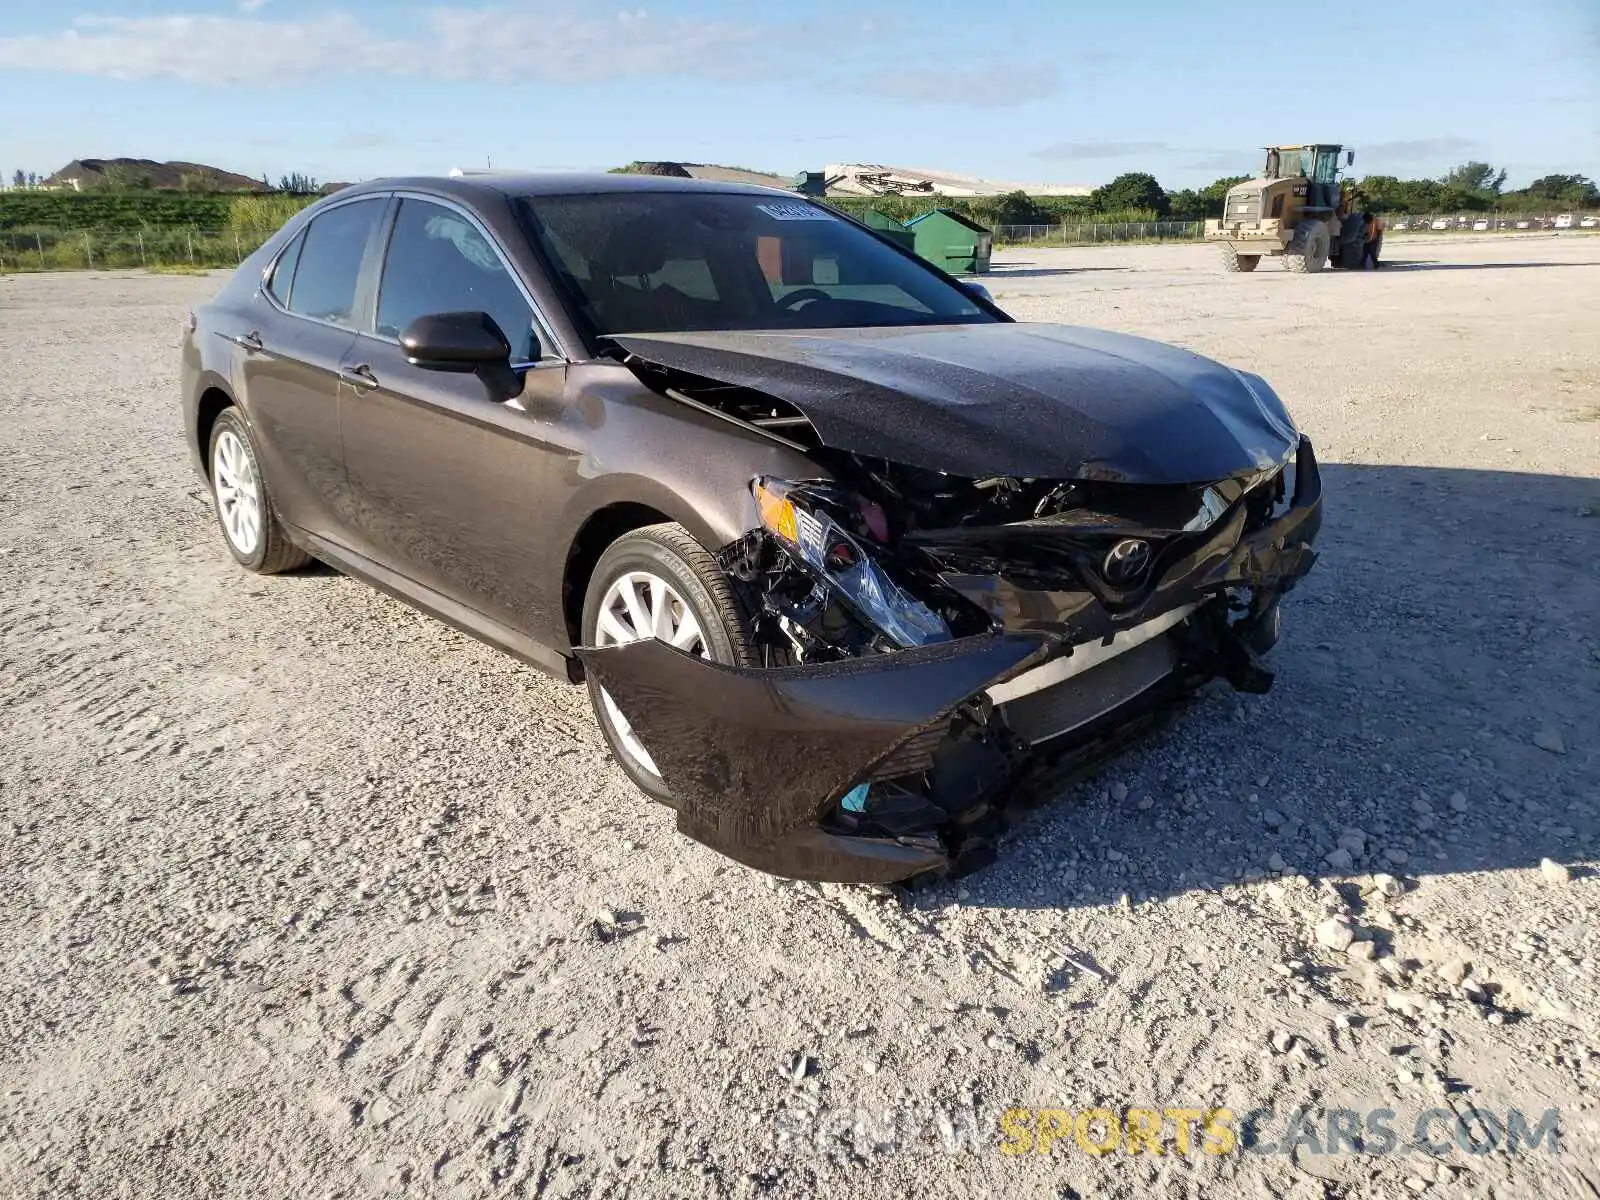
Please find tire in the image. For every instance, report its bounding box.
[207,407,311,574]
[1220,243,1259,273]
[1283,222,1329,273]
[581,522,755,804]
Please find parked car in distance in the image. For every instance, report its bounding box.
[1581,216,1599,229]
[1553,214,1575,229]
[181,173,1322,884]
[1431,218,1451,230]
[1472,219,1489,231]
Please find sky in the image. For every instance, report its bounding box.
[0,0,1595,191]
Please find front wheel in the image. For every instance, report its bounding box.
[1284,223,1330,273]
[1219,243,1259,273]
[581,522,755,803]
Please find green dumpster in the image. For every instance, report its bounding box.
[905,208,993,274]
[857,208,916,253]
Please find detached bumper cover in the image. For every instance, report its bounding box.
[580,634,1052,883]
[579,437,1324,884]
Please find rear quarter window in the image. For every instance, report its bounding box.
[265,231,304,306]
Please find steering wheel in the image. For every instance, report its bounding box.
[775,287,833,311]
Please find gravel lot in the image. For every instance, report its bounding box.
[3,235,1598,1199]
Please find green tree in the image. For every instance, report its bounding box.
[1166,188,1203,220]
[278,172,319,195]
[973,190,1050,227]
[10,168,23,189]
[1437,184,1490,213]
[1441,161,1507,196]
[1522,174,1598,205]
[1167,175,1251,221]
[1091,172,1169,217]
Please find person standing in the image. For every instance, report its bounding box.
[1362,211,1385,269]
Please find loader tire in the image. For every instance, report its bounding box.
[1336,225,1367,269]
[1283,222,1329,274]
[1220,243,1259,273]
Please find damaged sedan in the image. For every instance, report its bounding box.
[181,172,1321,885]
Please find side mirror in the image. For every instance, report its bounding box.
[400,311,511,373]
[1346,150,1356,166]
[962,281,995,306]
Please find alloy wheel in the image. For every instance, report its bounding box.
[213,429,262,556]
[592,570,708,777]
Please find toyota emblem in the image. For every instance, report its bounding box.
[1102,538,1153,586]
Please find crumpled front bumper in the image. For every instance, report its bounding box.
[579,437,1324,884]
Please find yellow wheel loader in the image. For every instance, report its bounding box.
[1205,145,1373,273]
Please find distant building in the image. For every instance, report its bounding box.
[823,163,1092,198]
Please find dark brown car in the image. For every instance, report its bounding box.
[182,173,1321,884]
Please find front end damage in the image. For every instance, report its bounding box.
[579,424,1323,885]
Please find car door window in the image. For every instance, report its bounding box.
[286,198,385,328]
[376,199,539,360]
[266,230,304,306]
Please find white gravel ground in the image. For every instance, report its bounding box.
[2,235,1598,1199]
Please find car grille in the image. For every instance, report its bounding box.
[1226,193,1262,223]
[999,635,1176,746]
[867,725,948,781]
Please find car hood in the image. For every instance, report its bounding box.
[615,323,1299,484]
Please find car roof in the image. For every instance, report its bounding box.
[330,172,794,203]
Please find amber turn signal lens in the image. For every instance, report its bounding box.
[754,481,799,544]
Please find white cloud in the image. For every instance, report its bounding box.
[0,8,765,86]
[0,7,1067,106]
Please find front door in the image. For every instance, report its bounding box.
[337,196,578,640]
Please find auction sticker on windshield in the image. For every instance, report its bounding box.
[757,202,837,221]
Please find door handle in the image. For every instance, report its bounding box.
[220,330,264,353]
[339,363,378,391]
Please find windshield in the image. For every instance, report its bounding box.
[518,192,996,337]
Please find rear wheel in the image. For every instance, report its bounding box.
[1219,243,1259,272]
[581,522,754,803]
[207,408,311,574]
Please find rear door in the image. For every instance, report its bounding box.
[243,195,388,541]
[337,194,574,638]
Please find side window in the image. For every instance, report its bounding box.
[376,199,538,360]
[286,198,385,328]
[266,231,303,306]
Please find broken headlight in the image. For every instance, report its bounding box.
[753,478,951,648]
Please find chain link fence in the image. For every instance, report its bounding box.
[995,221,1204,245]
[0,228,274,272]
